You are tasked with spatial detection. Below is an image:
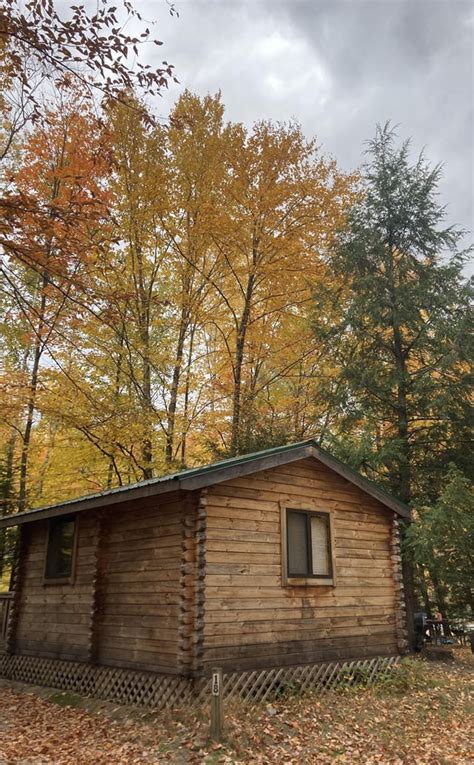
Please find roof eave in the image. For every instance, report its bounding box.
[0,477,181,529]
[306,445,411,519]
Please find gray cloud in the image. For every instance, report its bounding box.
[146,0,473,252]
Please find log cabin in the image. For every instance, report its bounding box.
[0,439,410,704]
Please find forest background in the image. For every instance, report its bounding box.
[0,0,472,620]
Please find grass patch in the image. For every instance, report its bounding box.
[47,690,83,708]
[373,656,432,694]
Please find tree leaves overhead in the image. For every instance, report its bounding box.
[0,0,176,123]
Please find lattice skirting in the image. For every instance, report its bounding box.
[193,655,400,706]
[0,653,400,710]
[0,654,195,709]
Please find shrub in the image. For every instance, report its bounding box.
[374,658,430,694]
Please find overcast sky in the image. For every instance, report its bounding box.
[139,0,473,254]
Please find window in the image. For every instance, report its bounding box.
[0,527,18,592]
[44,517,76,581]
[286,509,333,580]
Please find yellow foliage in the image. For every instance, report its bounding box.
[1,90,358,509]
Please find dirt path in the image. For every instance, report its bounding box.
[0,652,472,764]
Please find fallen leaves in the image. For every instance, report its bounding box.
[0,652,472,764]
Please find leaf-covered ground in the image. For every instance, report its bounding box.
[0,652,472,764]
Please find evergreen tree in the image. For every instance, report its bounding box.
[406,467,474,618]
[313,123,472,505]
[312,124,472,623]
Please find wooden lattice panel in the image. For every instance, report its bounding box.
[194,655,400,706]
[0,654,194,710]
[0,654,399,710]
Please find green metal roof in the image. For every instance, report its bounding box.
[0,439,411,528]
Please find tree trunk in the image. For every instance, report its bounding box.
[17,142,65,512]
[1,431,17,515]
[35,420,59,502]
[180,325,195,467]
[106,326,125,489]
[166,306,189,464]
[416,564,432,617]
[230,304,251,456]
[134,244,153,480]
[230,242,257,456]
[428,565,450,619]
[241,356,263,450]
[141,340,153,479]
[18,272,48,512]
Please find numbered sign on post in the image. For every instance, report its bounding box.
[212,671,220,696]
[210,666,223,742]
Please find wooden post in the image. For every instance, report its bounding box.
[210,666,223,742]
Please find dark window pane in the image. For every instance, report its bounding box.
[310,515,331,576]
[45,518,75,579]
[0,527,18,592]
[287,511,309,576]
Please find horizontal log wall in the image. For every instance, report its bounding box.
[14,516,96,661]
[10,458,404,677]
[96,494,186,674]
[204,458,400,671]
[12,493,190,674]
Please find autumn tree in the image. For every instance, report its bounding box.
[0,92,110,510]
[158,91,232,465]
[1,90,355,504]
[95,96,172,479]
[206,119,354,456]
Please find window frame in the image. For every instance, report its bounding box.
[43,515,78,585]
[280,502,336,587]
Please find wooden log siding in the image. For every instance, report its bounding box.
[203,458,399,671]
[5,455,407,682]
[88,512,106,663]
[391,518,409,653]
[95,494,186,674]
[11,493,191,674]
[14,517,96,662]
[5,525,28,655]
[178,493,198,674]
